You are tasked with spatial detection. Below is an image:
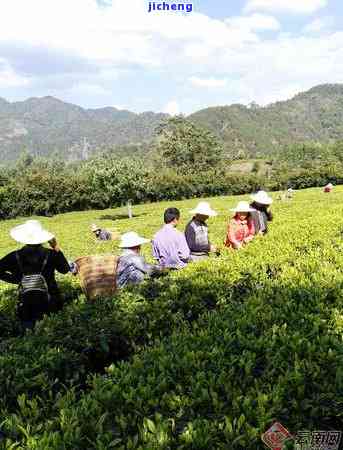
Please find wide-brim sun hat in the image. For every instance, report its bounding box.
[10,220,54,245]
[91,224,100,232]
[119,231,150,248]
[190,201,217,217]
[230,201,256,213]
[250,190,273,205]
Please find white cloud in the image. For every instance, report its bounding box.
[164,100,180,116]
[210,32,343,106]
[251,84,304,106]
[0,58,29,88]
[67,83,111,96]
[244,0,327,15]
[0,0,268,70]
[189,77,228,88]
[303,16,335,33]
[112,104,125,110]
[0,0,342,113]
[226,14,280,32]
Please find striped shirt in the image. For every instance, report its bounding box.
[116,249,160,289]
[185,218,211,255]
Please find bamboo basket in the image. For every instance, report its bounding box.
[75,255,118,300]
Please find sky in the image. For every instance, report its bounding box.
[0,0,342,114]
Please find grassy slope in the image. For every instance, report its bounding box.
[0,188,305,263]
[0,192,278,267]
[0,187,343,449]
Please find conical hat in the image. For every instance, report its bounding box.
[190,202,217,217]
[119,231,150,248]
[10,220,54,245]
[250,190,273,205]
[230,201,256,213]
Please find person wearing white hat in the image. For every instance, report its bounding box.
[0,220,70,330]
[224,201,256,249]
[249,190,273,235]
[185,202,218,261]
[91,224,112,241]
[286,188,294,200]
[116,231,162,289]
[324,183,333,193]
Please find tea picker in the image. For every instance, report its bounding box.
[91,224,119,241]
[0,220,70,331]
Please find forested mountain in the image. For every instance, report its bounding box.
[189,84,343,157]
[1,84,343,162]
[0,96,167,161]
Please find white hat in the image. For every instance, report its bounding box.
[190,201,217,217]
[91,224,100,232]
[10,220,54,245]
[119,231,150,248]
[250,190,273,205]
[230,201,255,213]
[326,183,333,188]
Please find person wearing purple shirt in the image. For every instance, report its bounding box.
[152,208,190,269]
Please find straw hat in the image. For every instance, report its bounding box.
[190,201,217,217]
[230,201,255,213]
[250,190,273,205]
[10,220,54,245]
[119,231,150,248]
[91,224,101,232]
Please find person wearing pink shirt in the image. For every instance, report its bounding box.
[224,201,255,249]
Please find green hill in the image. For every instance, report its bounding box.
[0,96,167,161]
[2,84,343,162]
[189,84,343,156]
[0,187,342,447]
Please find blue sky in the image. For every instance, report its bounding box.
[0,0,342,114]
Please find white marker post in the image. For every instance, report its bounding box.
[127,200,133,219]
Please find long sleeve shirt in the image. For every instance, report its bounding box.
[116,249,160,289]
[185,218,211,255]
[97,229,112,241]
[152,224,190,269]
[225,216,255,249]
[250,203,273,235]
[0,245,70,296]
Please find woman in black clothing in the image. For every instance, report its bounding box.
[249,191,273,235]
[0,220,70,330]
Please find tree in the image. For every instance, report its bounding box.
[331,141,343,163]
[153,116,224,173]
[17,150,34,171]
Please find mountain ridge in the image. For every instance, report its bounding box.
[1,83,343,162]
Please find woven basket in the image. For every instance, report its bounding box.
[75,255,118,300]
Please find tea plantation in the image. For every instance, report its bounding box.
[0,187,342,449]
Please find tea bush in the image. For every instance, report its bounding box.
[0,154,342,218]
[0,187,342,449]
